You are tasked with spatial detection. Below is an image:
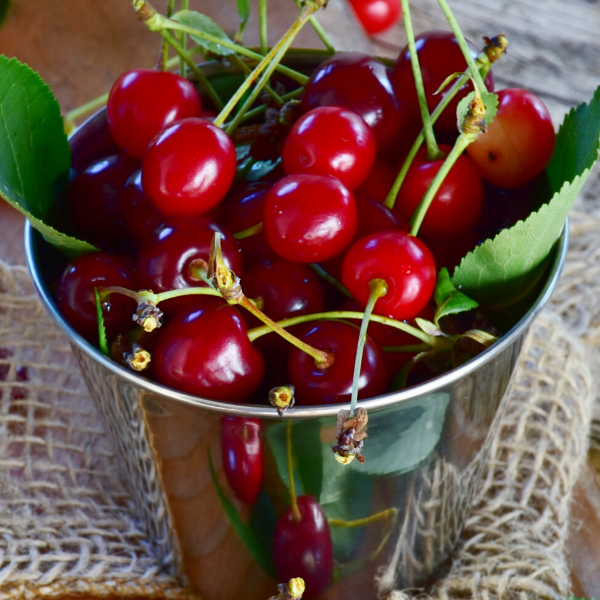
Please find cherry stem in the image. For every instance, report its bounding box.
[65,92,109,123]
[399,0,443,161]
[292,0,336,53]
[435,0,487,94]
[222,3,320,135]
[348,279,388,417]
[160,29,224,110]
[179,0,189,77]
[409,132,473,236]
[233,87,303,125]
[229,55,284,106]
[309,263,353,298]
[159,0,175,71]
[233,221,264,240]
[286,420,301,523]
[247,311,437,346]
[328,507,397,529]
[100,285,222,306]
[383,45,494,210]
[259,0,268,55]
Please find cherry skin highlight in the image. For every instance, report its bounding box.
[288,320,388,405]
[282,106,376,190]
[264,173,357,263]
[107,69,202,159]
[153,302,264,403]
[466,88,555,188]
[349,0,402,35]
[273,495,334,599]
[221,417,263,505]
[342,231,437,320]
[142,117,237,217]
[393,144,484,236]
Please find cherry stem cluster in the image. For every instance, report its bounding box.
[349,279,388,417]
[399,0,443,161]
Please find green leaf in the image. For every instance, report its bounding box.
[453,86,600,306]
[456,89,499,129]
[246,157,282,182]
[433,267,478,325]
[95,288,109,356]
[291,420,323,500]
[0,56,96,256]
[235,0,250,41]
[207,448,275,575]
[172,10,236,57]
[0,0,11,28]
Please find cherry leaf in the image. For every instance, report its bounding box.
[433,267,478,326]
[95,288,109,356]
[456,89,499,130]
[453,86,600,306]
[235,0,250,41]
[172,10,236,57]
[0,56,96,256]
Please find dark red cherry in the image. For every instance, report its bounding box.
[55,252,137,342]
[107,69,202,159]
[117,169,166,247]
[67,154,139,249]
[301,52,407,151]
[136,217,242,314]
[288,320,387,405]
[222,181,275,266]
[242,259,325,326]
[342,231,436,321]
[466,88,555,188]
[356,160,397,204]
[391,31,495,133]
[274,496,333,599]
[142,117,237,217]
[264,174,357,263]
[221,417,263,505]
[282,106,376,190]
[393,144,484,236]
[153,302,264,402]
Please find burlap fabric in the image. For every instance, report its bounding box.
[0,219,596,599]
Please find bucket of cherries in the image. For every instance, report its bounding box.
[3,0,599,597]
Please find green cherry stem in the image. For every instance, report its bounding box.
[292,0,336,53]
[65,93,109,123]
[328,507,397,529]
[247,311,438,346]
[348,279,387,417]
[435,0,487,94]
[179,0,189,77]
[229,54,284,106]
[309,264,353,298]
[160,29,224,110]
[382,38,500,210]
[159,0,176,71]
[233,221,264,240]
[399,0,443,161]
[286,420,301,523]
[100,285,222,305]
[222,2,321,135]
[259,0,268,55]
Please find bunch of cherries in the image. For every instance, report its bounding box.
[53,24,557,598]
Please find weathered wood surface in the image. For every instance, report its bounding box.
[1,0,600,598]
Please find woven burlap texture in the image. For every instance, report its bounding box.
[0,260,192,600]
[0,230,595,599]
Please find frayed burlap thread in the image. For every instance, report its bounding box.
[0,260,193,600]
[386,312,593,600]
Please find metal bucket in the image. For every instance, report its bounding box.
[24,90,569,600]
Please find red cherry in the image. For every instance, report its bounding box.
[242,259,325,324]
[117,169,166,247]
[55,252,137,342]
[153,302,264,402]
[393,144,484,236]
[274,496,333,598]
[466,88,555,188]
[301,52,407,150]
[142,117,237,217]
[67,154,139,249]
[264,174,357,263]
[221,417,263,505]
[136,217,242,314]
[356,160,398,204]
[288,320,387,405]
[391,31,495,133]
[348,0,402,35]
[107,69,202,159]
[282,106,376,190]
[342,231,436,320]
